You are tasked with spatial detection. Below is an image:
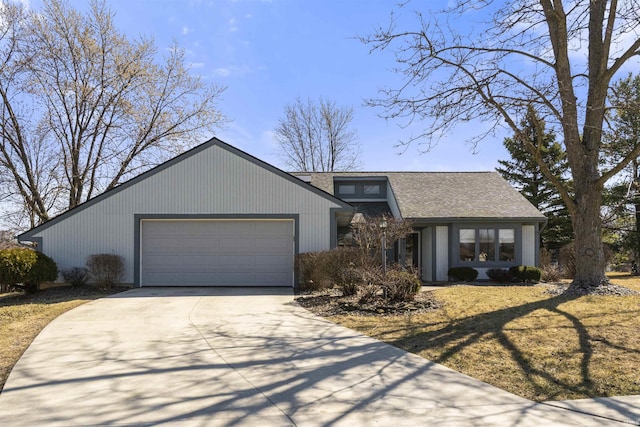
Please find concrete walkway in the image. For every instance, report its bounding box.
[0,287,637,426]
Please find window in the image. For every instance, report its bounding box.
[478,229,495,262]
[459,229,476,261]
[499,229,515,261]
[338,184,355,195]
[334,180,386,199]
[363,184,381,195]
[460,228,515,263]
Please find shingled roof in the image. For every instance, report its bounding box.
[294,172,546,221]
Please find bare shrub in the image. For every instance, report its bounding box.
[61,267,90,287]
[86,254,124,288]
[357,282,380,304]
[541,264,564,282]
[382,268,421,302]
[540,248,553,267]
[335,267,364,297]
[559,243,577,279]
[296,252,332,291]
[296,247,367,292]
[354,266,384,302]
[351,215,414,261]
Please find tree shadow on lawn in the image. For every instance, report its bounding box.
[389,291,640,401]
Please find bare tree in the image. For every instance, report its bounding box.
[274,97,360,171]
[361,0,640,292]
[351,215,414,261]
[0,0,226,229]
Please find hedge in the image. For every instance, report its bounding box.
[447,266,478,281]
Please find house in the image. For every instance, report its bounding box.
[17,138,546,287]
[293,172,547,281]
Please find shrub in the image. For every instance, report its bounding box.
[296,252,331,291]
[541,263,564,282]
[86,254,124,288]
[357,282,379,304]
[558,243,577,279]
[540,248,553,267]
[448,266,478,282]
[382,269,421,302]
[296,247,368,292]
[0,248,57,293]
[486,268,514,283]
[0,248,38,293]
[335,267,365,296]
[23,252,58,292]
[61,267,90,287]
[509,265,542,283]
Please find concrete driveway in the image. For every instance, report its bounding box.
[0,287,636,426]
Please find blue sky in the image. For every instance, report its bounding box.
[31,0,513,171]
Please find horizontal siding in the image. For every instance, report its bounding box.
[32,145,342,283]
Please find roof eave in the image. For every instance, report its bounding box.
[406,216,547,225]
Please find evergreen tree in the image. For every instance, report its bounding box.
[602,74,640,263]
[496,110,573,252]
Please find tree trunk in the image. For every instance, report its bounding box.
[570,180,608,288]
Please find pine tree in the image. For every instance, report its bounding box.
[602,74,640,263]
[496,110,573,252]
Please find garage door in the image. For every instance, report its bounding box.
[141,219,294,286]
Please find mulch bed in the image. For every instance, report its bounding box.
[544,281,639,296]
[296,279,639,317]
[0,285,126,306]
[295,289,442,317]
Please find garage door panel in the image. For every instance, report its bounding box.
[141,220,294,286]
[255,255,292,267]
[181,239,223,252]
[253,237,292,251]
[219,237,256,252]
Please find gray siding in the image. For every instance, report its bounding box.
[522,225,536,266]
[421,227,433,282]
[386,181,402,219]
[435,226,449,281]
[26,144,344,283]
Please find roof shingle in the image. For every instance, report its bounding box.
[294,172,545,220]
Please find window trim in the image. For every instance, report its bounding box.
[363,184,381,195]
[452,224,521,268]
[337,184,356,195]
[334,179,387,199]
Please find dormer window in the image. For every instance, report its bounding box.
[363,184,381,195]
[338,184,356,195]
[335,179,387,199]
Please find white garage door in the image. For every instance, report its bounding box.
[141,219,294,286]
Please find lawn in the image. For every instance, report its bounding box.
[329,273,640,402]
[0,286,122,392]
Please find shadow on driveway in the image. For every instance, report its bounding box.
[0,287,631,426]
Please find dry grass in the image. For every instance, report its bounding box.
[0,286,121,392]
[329,274,640,401]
